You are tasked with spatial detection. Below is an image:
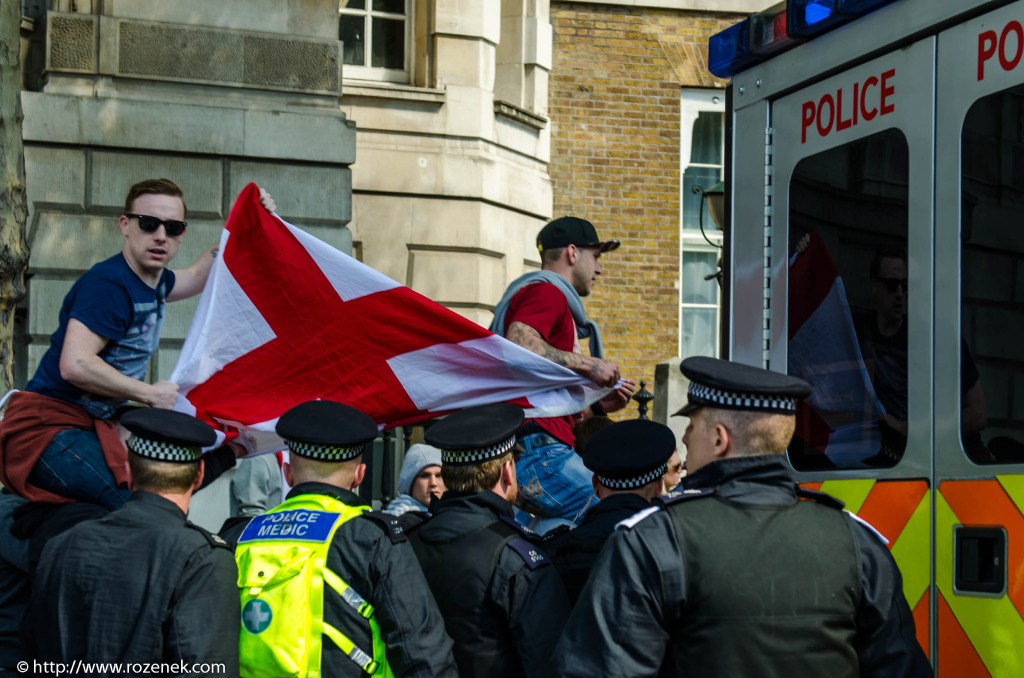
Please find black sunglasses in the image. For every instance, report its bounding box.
[125,213,187,237]
[874,277,908,293]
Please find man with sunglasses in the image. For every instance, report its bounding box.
[0,178,276,509]
[854,247,987,461]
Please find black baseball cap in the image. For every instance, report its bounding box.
[537,217,620,254]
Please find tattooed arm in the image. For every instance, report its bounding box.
[507,321,622,388]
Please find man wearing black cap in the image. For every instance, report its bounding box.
[21,408,240,673]
[229,400,456,678]
[489,216,636,525]
[549,418,675,605]
[407,403,571,678]
[552,357,931,678]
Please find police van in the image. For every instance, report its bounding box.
[710,0,1024,674]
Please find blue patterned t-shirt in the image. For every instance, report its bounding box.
[26,253,176,419]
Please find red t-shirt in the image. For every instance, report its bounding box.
[503,282,579,446]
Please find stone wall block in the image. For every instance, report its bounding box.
[153,347,182,383]
[407,246,505,305]
[228,161,352,224]
[91,153,224,215]
[524,16,552,70]
[24,147,87,212]
[46,12,97,73]
[28,214,122,270]
[27,279,74,336]
[243,109,356,165]
[435,0,501,42]
[435,37,496,90]
[654,357,688,446]
[161,296,201,341]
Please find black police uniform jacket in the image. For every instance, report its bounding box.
[549,492,650,605]
[551,455,933,678]
[408,490,571,678]
[21,491,240,673]
[223,482,457,678]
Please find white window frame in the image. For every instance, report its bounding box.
[339,0,411,83]
[679,89,726,358]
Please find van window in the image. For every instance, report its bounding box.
[961,86,1024,464]
[787,128,909,471]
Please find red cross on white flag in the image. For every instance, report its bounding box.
[171,184,609,451]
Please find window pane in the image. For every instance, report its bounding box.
[787,128,909,471]
[681,251,719,304]
[682,166,722,231]
[961,85,1024,465]
[371,17,405,69]
[341,0,366,9]
[372,0,405,13]
[681,309,718,359]
[690,112,723,165]
[339,15,365,66]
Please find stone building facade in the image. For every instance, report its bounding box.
[14,1,768,434]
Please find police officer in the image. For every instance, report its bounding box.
[229,400,456,678]
[550,418,675,604]
[552,357,932,678]
[22,408,240,672]
[407,403,571,678]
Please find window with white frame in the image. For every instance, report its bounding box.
[339,0,409,83]
[679,89,725,359]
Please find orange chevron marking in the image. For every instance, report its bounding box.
[856,480,928,548]
[938,591,990,677]
[911,587,930,660]
[941,480,1024,619]
[803,482,823,492]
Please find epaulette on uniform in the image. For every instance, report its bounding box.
[845,511,890,546]
[615,505,661,530]
[794,487,888,545]
[617,488,716,530]
[656,487,715,508]
[497,515,551,570]
[186,521,233,551]
[362,511,408,544]
[795,486,846,510]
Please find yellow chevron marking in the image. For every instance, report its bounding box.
[997,476,1024,518]
[936,491,1024,677]
[818,478,875,514]
[890,488,931,607]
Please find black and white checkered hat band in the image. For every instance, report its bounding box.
[127,436,201,463]
[596,464,668,490]
[286,439,365,461]
[688,382,797,413]
[441,435,517,466]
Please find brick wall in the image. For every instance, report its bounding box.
[549,3,738,413]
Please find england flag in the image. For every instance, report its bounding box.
[171,184,610,452]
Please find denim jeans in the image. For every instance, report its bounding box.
[516,432,597,525]
[28,428,131,510]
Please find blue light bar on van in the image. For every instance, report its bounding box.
[787,0,849,38]
[707,0,901,79]
[708,20,758,78]
[749,2,798,57]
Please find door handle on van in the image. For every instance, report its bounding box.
[954,526,1006,596]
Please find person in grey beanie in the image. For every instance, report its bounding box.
[385,444,445,517]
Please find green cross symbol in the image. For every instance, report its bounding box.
[242,599,273,634]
